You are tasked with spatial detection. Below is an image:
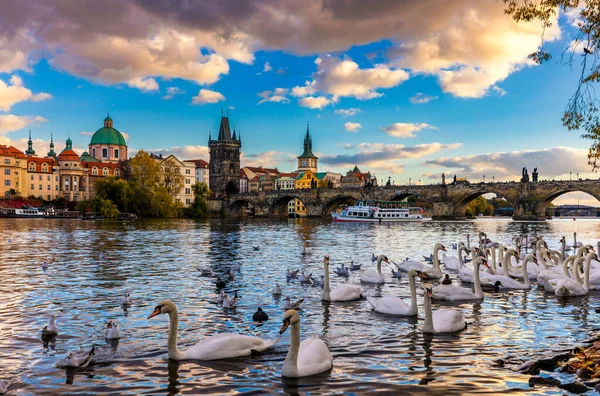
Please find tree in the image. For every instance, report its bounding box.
[467,196,494,216]
[161,157,183,197]
[184,182,210,218]
[503,1,600,169]
[95,177,132,212]
[129,151,161,188]
[94,197,120,218]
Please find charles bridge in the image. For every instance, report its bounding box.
[210,179,600,220]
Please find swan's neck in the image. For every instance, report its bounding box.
[574,232,577,246]
[522,256,531,287]
[284,321,301,375]
[376,257,382,275]
[473,261,483,297]
[501,251,510,277]
[167,310,184,360]
[432,245,441,271]
[408,275,417,312]
[466,235,470,250]
[561,239,566,258]
[423,292,434,333]
[322,263,331,301]
[490,247,497,272]
[583,254,592,290]
[458,247,465,267]
[563,256,573,278]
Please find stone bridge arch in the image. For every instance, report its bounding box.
[269,194,309,217]
[452,187,518,218]
[321,194,357,217]
[228,198,256,217]
[535,186,600,217]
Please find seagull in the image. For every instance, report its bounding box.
[223,292,239,309]
[197,268,215,277]
[252,307,269,322]
[104,321,121,340]
[391,269,402,279]
[217,291,226,303]
[349,261,362,271]
[98,252,104,260]
[120,292,133,305]
[311,275,325,288]
[284,297,304,310]
[334,264,349,277]
[41,261,48,271]
[272,284,282,295]
[41,315,58,337]
[299,271,313,283]
[287,269,299,278]
[64,346,95,368]
[371,253,377,263]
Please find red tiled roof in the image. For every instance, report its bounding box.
[26,157,56,173]
[278,172,299,178]
[240,170,248,179]
[245,166,279,175]
[187,159,209,168]
[0,145,26,159]
[57,149,80,161]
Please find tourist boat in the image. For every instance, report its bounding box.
[0,207,45,218]
[331,200,424,222]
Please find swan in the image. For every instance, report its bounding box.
[223,293,239,309]
[443,243,465,271]
[284,297,304,310]
[148,300,279,360]
[65,346,95,367]
[422,284,467,334]
[253,308,269,322]
[394,243,446,279]
[361,254,389,284]
[41,315,58,337]
[105,321,121,340]
[322,255,362,301]
[459,248,488,283]
[272,284,282,295]
[573,232,583,248]
[431,257,489,301]
[480,250,535,290]
[279,309,333,378]
[120,293,133,305]
[539,255,577,293]
[366,269,422,316]
[552,252,596,297]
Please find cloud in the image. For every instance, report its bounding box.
[162,86,185,100]
[335,108,361,116]
[257,88,290,104]
[423,147,592,181]
[410,93,438,104]
[80,131,94,136]
[242,150,296,167]
[145,145,209,160]
[263,62,272,72]
[0,75,52,111]
[0,114,47,134]
[381,122,437,138]
[298,96,333,109]
[344,122,362,132]
[291,82,316,97]
[126,77,159,92]
[192,89,225,105]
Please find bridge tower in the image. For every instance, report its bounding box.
[209,113,241,196]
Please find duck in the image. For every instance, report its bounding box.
[65,346,95,368]
[253,246,260,251]
[394,243,446,279]
[279,309,333,378]
[361,254,389,284]
[104,321,121,340]
[299,272,313,283]
[422,284,467,334]
[197,268,215,277]
[223,292,239,309]
[120,292,133,305]
[441,274,452,285]
[148,300,279,360]
[349,261,362,271]
[216,278,227,288]
[334,264,349,277]
[287,269,300,278]
[41,315,58,337]
[217,291,226,303]
[481,280,503,292]
[322,255,362,301]
[391,269,402,279]
[253,307,269,322]
[272,284,282,295]
[429,257,489,301]
[301,241,313,255]
[41,261,48,271]
[284,297,304,310]
[366,269,422,316]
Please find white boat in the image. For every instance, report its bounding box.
[331,200,423,222]
[0,207,45,218]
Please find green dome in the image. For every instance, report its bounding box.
[90,126,127,146]
[80,151,99,163]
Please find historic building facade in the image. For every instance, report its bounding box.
[88,115,128,163]
[209,115,241,196]
[297,125,318,173]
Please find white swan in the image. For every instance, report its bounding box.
[41,315,58,337]
[105,321,121,340]
[459,248,488,283]
[148,300,279,360]
[322,255,362,301]
[422,284,467,334]
[361,254,389,284]
[279,309,333,377]
[539,255,577,293]
[480,250,535,290]
[552,252,596,297]
[394,243,446,279]
[442,243,465,271]
[431,257,489,301]
[65,346,95,367]
[366,269,422,316]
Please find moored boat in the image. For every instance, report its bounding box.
[0,207,45,218]
[331,200,423,222]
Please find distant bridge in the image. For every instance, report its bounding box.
[222,179,600,220]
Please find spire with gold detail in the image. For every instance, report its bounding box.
[25,130,35,155]
[47,132,56,157]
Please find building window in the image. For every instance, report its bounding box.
[185,188,191,194]
[102,148,108,157]
[186,198,191,204]
[114,169,120,177]
[47,185,50,191]
[30,175,34,180]
[4,159,10,165]
[102,168,108,176]
[42,164,47,172]
[29,163,35,171]
[186,169,191,174]
[3,169,9,175]
[92,167,98,175]
[4,180,10,186]
[185,178,190,184]
[55,176,58,182]
[39,175,42,180]
[92,148,96,158]
[74,176,77,182]
[39,184,42,190]
[114,149,119,158]
[47,195,51,200]
[30,184,34,190]
[47,175,50,181]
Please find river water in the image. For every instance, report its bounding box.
[1,217,600,395]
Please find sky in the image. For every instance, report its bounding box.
[0,0,598,205]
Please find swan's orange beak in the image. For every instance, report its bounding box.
[148,307,161,319]
[279,319,290,335]
[482,259,490,269]
[426,288,433,298]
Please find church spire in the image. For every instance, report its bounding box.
[298,122,317,159]
[47,132,56,157]
[25,130,35,155]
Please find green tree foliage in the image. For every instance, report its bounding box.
[129,150,161,188]
[184,182,211,218]
[94,197,120,218]
[503,0,600,169]
[95,177,132,212]
[465,196,494,216]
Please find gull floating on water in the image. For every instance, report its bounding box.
[64,346,95,368]
[120,293,133,305]
[104,321,121,340]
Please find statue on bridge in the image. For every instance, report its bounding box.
[521,167,529,183]
[532,167,538,182]
[442,173,446,185]
[453,174,457,183]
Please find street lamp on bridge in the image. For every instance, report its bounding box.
[409,178,411,186]
[570,172,572,181]
[483,175,486,183]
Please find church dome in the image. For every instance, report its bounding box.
[90,115,127,146]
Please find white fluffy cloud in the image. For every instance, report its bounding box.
[0,75,52,111]
[263,62,272,72]
[335,108,361,116]
[381,122,437,138]
[144,145,209,160]
[0,114,47,134]
[162,86,185,100]
[126,77,159,92]
[344,122,362,132]
[242,150,296,167]
[298,96,333,109]
[192,89,225,105]
[410,93,438,104]
[257,88,290,104]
